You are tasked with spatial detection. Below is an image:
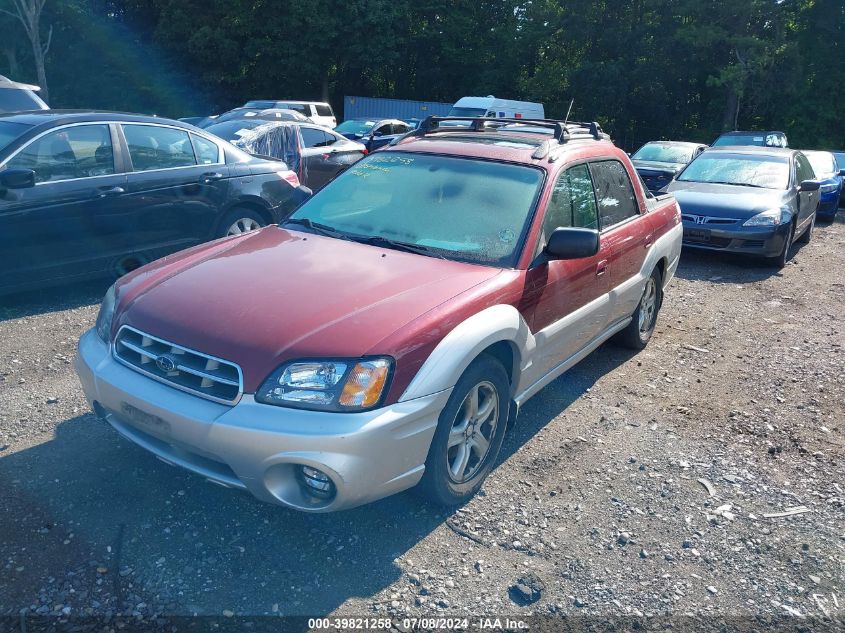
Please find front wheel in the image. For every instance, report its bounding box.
[766,224,794,268]
[615,267,663,350]
[415,355,510,506]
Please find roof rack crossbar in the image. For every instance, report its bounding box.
[411,116,609,143]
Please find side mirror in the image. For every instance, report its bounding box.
[838,169,845,177]
[372,130,383,138]
[545,228,600,260]
[294,184,313,204]
[0,168,36,190]
[798,180,821,192]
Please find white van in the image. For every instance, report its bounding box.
[242,100,337,128]
[448,95,544,120]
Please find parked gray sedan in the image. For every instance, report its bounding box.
[666,146,820,268]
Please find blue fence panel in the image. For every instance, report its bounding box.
[343,96,453,121]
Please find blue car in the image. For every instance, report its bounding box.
[334,118,413,151]
[804,150,845,219]
[666,147,820,268]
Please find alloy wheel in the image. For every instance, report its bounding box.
[639,277,658,334]
[446,381,499,483]
[226,217,262,236]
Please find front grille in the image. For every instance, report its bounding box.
[114,326,243,405]
[681,214,741,225]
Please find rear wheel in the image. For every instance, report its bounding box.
[218,208,267,238]
[616,267,663,350]
[415,355,509,506]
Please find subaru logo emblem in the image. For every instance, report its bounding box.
[155,355,177,373]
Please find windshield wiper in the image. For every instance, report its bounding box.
[283,217,349,239]
[705,180,768,189]
[351,235,447,259]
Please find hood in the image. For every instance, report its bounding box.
[666,180,789,219]
[114,227,504,392]
[632,159,685,175]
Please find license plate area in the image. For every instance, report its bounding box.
[684,227,711,242]
[121,402,171,435]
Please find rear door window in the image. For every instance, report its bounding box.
[123,124,196,171]
[589,160,640,229]
[542,163,599,239]
[5,124,115,183]
[315,104,334,117]
[191,134,221,165]
[300,127,330,148]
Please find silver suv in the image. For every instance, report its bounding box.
[0,75,49,113]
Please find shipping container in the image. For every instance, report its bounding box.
[343,95,453,121]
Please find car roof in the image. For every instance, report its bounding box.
[641,140,705,148]
[0,110,196,130]
[719,130,786,135]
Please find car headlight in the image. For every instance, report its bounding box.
[255,358,392,411]
[95,284,117,342]
[820,183,838,193]
[743,208,786,227]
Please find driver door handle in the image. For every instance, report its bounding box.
[596,259,608,276]
[94,186,125,198]
[200,172,224,184]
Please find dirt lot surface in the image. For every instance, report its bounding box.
[1,219,844,630]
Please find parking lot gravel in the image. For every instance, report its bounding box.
[1,219,843,628]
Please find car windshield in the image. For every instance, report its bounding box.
[448,107,487,117]
[804,151,836,176]
[677,152,790,189]
[204,119,267,141]
[632,143,695,164]
[0,88,47,113]
[286,152,544,266]
[243,100,276,109]
[335,120,376,135]
[0,120,32,151]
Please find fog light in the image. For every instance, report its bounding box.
[299,465,336,499]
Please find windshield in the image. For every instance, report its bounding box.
[448,107,487,117]
[0,120,32,151]
[335,120,376,135]
[204,119,267,141]
[678,153,790,189]
[243,100,276,109]
[0,88,47,113]
[712,133,785,147]
[286,152,544,266]
[804,151,836,176]
[632,143,695,164]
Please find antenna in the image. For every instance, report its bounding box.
[563,99,574,126]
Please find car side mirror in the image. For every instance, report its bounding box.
[372,130,383,138]
[798,180,821,192]
[294,184,313,204]
[838,169,845,177]
[545,228,600,260]
[0,168,36,190]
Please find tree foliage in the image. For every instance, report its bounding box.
[0,0,841,149]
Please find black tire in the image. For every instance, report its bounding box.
[796,213,814,244]
[765,223,795,268]
[415,354,510,506]
[216,208,267,238]
[615,267,663,350]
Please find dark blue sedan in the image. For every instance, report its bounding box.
[804,150,845,218]
[666,147,820,268]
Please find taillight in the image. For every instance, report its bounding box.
[361,149,369,156]
[277,170,300,187]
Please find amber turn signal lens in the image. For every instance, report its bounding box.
[338,359,390,408]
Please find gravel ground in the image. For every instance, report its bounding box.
[1,219,843,630]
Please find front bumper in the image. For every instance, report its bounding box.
[75,329,449,512]
[681,221,789,257]
[818,190,841,217]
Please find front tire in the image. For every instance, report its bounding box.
[415,355,509,506]
[616,267,663,350]
[766,223,794,268]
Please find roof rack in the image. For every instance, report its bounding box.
[406,116,609,144]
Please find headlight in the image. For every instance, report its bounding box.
[820,183,838,193]
[255,358,392,411]
[95,284,117,342]
[743,208,786,227]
